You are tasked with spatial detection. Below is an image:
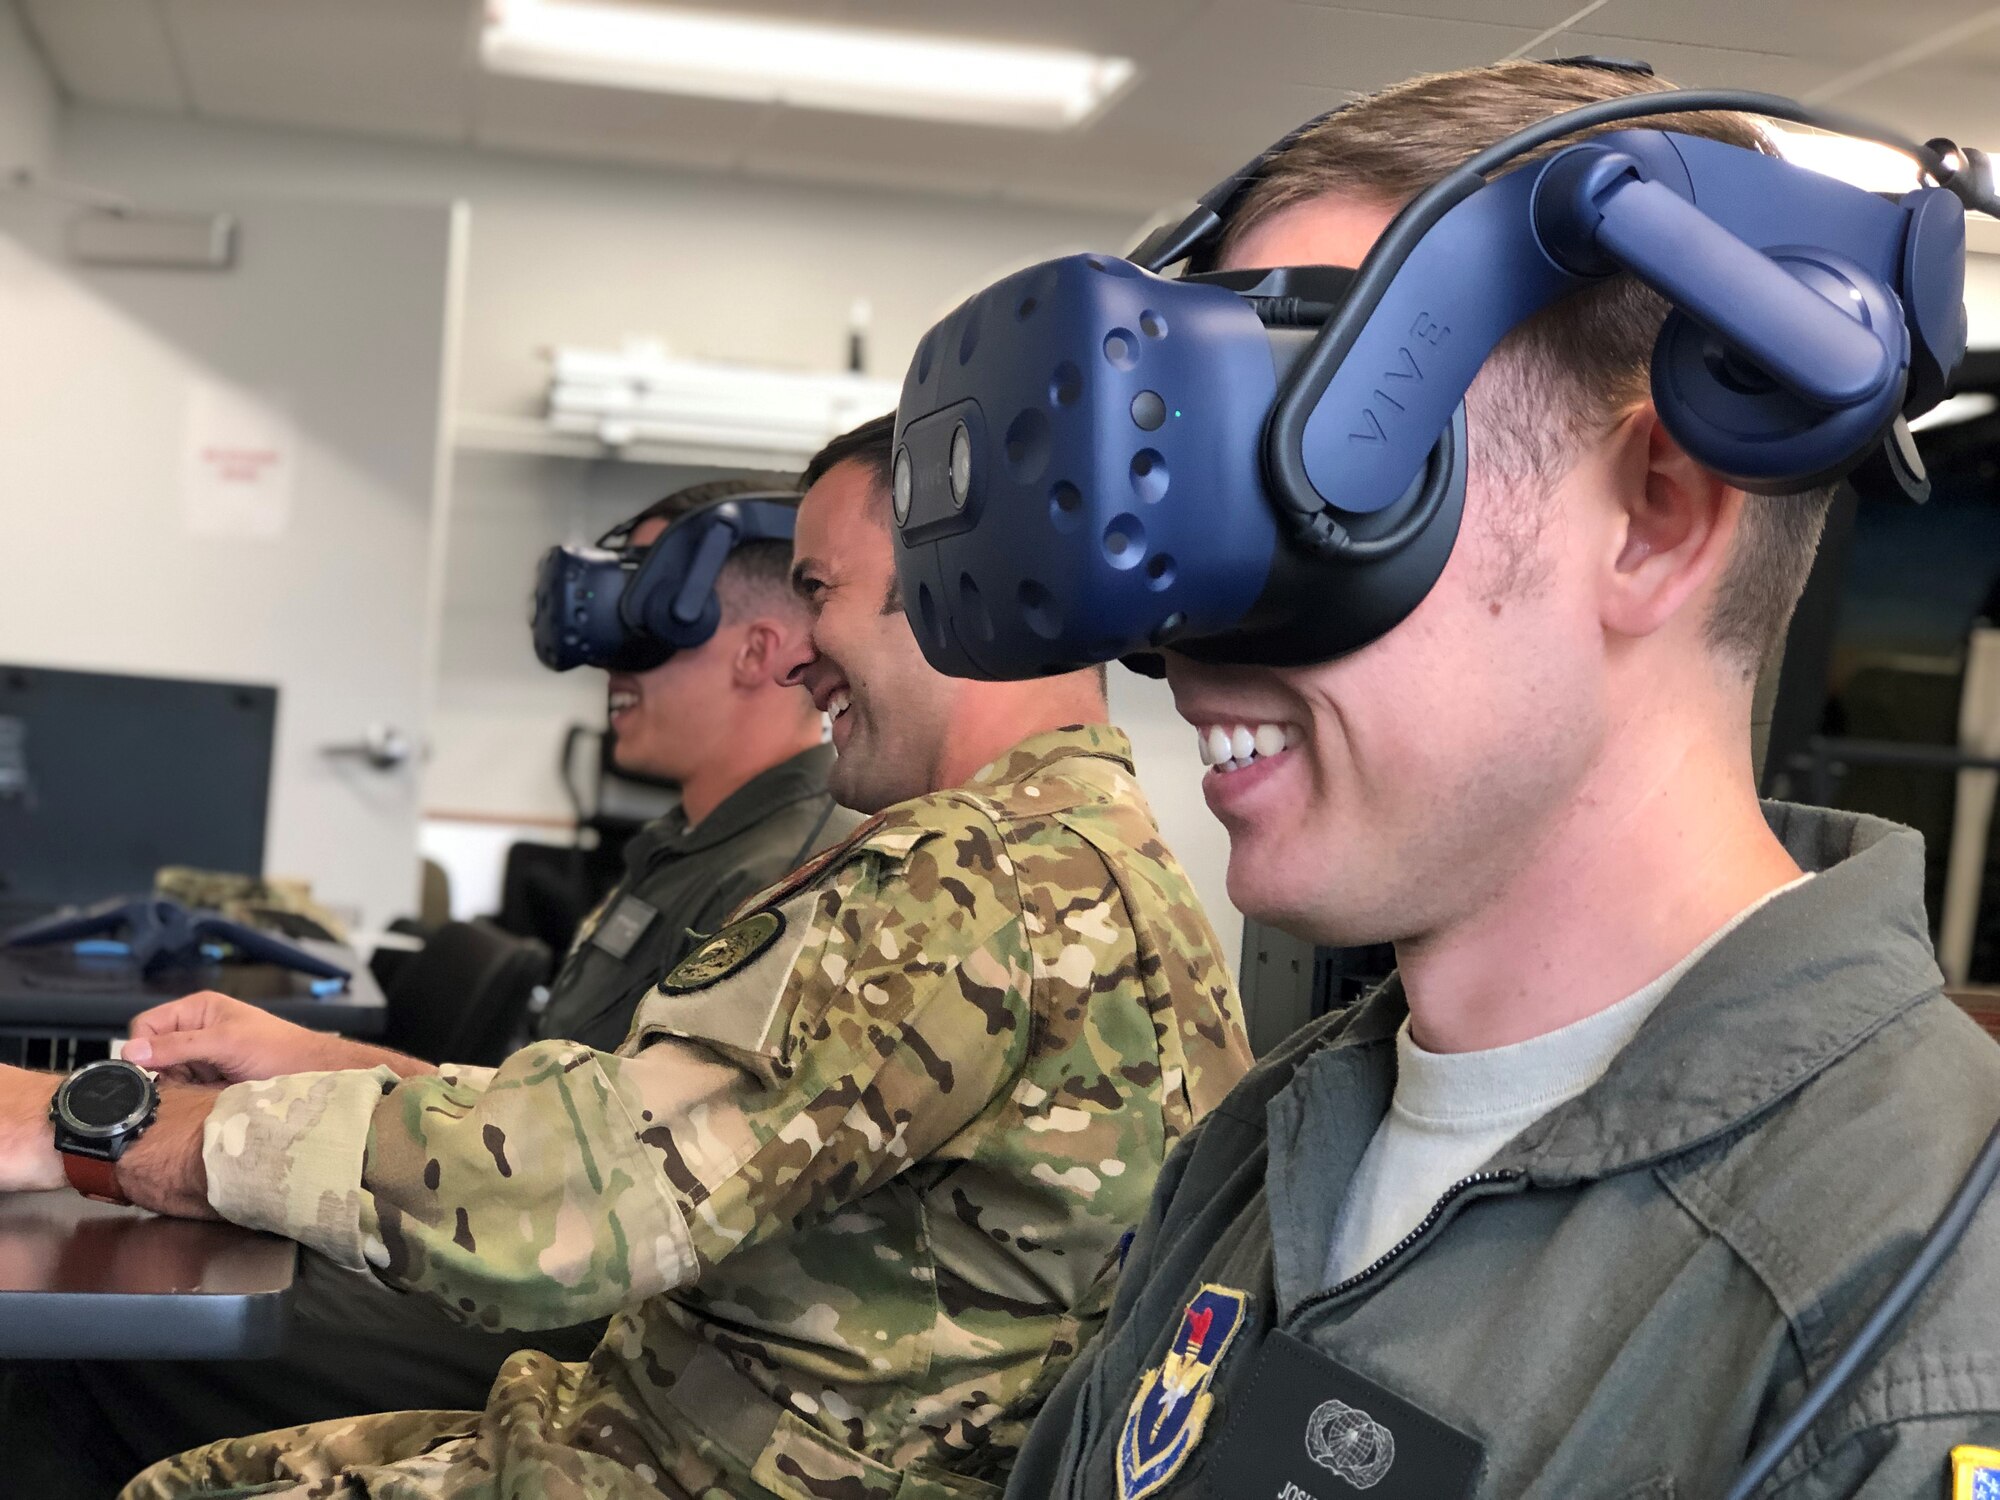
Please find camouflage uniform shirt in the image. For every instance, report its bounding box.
[138,725,1250,1500]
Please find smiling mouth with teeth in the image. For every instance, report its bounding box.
[827,687,853,721]
[608,689,641,718]
[1197,721,1302,773]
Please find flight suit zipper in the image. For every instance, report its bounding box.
[1291,1167,1529,1324]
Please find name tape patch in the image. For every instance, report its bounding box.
[589,894,659,962]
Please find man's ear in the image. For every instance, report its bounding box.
[1598,405,1748,644]
[732,620,785,688]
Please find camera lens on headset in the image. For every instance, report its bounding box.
[893,447,914,524]
[949,422,972,509]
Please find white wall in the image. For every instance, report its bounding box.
[49,110,1144,816]
[0,194,460,929]
[52,108,1142,424]
[45,105,1248,963]
[0,0,54,178]
[429,448,729,822]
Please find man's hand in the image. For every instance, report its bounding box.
[0,1065,63,1193]
[125,992,430,1083]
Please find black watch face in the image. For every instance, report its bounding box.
[64,1063,150,1130]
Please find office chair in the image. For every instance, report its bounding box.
[383,920,551,1068]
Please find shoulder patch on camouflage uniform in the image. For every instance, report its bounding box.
[661,910,785,995]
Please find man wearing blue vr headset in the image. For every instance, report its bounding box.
[526,481,861,1049]
[963,60,2000,1500]
[0,478,862,1498]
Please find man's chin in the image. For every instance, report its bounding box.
[825,756,886,817]
[608,737,672,785]
[827,734,926,815]
[1227,847,1384,949]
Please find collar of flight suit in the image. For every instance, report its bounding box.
[625,743,838,869]
[1262,801,1946,1307]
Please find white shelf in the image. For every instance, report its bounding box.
[453,412,811,473]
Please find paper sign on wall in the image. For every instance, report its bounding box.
[181,380,296,538]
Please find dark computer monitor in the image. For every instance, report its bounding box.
[0,664,278,909]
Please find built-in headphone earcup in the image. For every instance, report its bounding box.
[1899,185,1969,416]
[636,588,722,653]
[1649,249,1909,494]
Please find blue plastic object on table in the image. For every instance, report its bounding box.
[4,898,350,988]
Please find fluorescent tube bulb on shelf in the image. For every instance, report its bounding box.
[482,0,1136,131]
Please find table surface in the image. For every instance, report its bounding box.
[0,935,386,1037]
[0,1191,297,1358]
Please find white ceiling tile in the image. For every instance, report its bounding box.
[471,73,762,171]
[639,0,1211,55]
[732,23,1352,220]
[1906,11,2000,68]
[1531,30,1838,94]
[737,108,1116,206]
[1555,0,1811,58]
[21,0,188,112]
[1275,6,1550,88]
[1292,0,1588,28]
[1784,0,2000,65]
[163,0,476,143]
[32,0,2000,214]
[1822,63,2000,152]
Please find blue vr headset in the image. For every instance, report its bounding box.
[531,493,800,673]
[891,87,1996,679]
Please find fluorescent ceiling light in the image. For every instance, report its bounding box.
[481,0,1137,131]
[1767,125,1929,194]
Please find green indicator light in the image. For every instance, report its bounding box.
[1173,408,1183,418]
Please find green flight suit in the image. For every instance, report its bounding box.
[1008,804,2000,1500]
[537,744,858,1052]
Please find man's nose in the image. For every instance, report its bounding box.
[773,630,818,689]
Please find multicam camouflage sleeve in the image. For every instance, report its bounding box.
[203,828,1038,1332]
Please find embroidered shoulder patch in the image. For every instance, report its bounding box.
[1118,1284,1249,1500]
[1953,1444,2000,1499]
[659,910,784,995]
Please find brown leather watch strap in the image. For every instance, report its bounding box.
[62,1151,128,1206]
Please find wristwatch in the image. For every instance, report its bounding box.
[47,1058,159,1205]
